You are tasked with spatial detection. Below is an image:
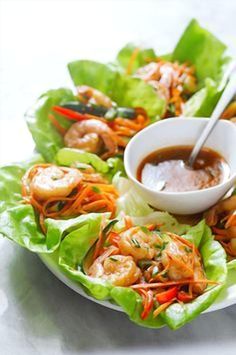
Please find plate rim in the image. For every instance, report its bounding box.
[39,252,236,315]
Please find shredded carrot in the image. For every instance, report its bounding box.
[48,114,67,135]
[139,289,153,319]
[126,47,140,75]
[146,224,156,231]
[131,279,218,290]
[124,216,133,229]
[22,165,118,233]
[153,301,174,318]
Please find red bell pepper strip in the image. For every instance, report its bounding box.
[156,286,178,304]
[177,291,194,303]
[141,290,154,320]
[53,106,88,121]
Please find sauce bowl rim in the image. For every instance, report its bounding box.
[124,117,236,197]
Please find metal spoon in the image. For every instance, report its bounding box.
[188,65,236,168]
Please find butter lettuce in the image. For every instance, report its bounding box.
[68,60,165,118]
[25,88,76,162]
[56,147,109,174]
[56,148,125,181]
[58,215,227,329]
[116,19,230,117]
[0,158,104,252]
[0,161,228,329]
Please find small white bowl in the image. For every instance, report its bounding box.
[124,117,236,215]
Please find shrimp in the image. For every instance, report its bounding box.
[205,195,236,226]
[221,101,236,121]
[30,166,82,200]
[88,246,141,286]
[161,233,206,294]
[135,60,197,116]
[118,226,162,261]
[205,196,236,256]
[77,85,113,108]
[64,119,118,159]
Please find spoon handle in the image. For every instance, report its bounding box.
[188,69,236,167]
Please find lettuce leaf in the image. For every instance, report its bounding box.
[172,19,227,87]
[58,214,227,329]
[25,88,76,162]
[116,43,156,75]
[56,147,109,174]
[227,259,236,270]
[56,148,125,181]
[68,60,165,119]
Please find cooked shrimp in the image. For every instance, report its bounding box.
[161,237,193,280]
[118,226,162,261]
[30,166,82,200]
[205,196,236,256]
[161,234,206,294]
[221,101,236,121]
[77,85,113,108]
[135,60,197,116]
[205,195,236,226]
[64,119,118,159]
[88,246,141,286]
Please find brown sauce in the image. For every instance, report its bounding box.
[137,146,229,192]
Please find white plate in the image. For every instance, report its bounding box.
[39,253,236,314]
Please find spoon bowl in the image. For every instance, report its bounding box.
[124,117,236,214]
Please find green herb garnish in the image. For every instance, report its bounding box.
[109,257,118,262]
[138,259,152,269]
[156,241,169,256]
[131,238,141,248]
[92,186,101,193]
[140,226,150,234]
[162,271,168,278]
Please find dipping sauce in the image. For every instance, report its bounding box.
[137,146,230,192]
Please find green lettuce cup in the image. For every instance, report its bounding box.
[57,216,227,329]
[116,19,231,118]
[0,151,121,252]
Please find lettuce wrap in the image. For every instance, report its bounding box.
[116,19,231,117]
[0,150,120,252]
[58,215,227,330]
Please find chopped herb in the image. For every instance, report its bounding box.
[97,219,119,250]
[109,257,118,262]
[102,219,119,236]
[92,186,101,193]
[152,265,159,277]
[140,226,149,234]
[131,238,141,248]
[184,246,192,253]
[156,241,169,256]
[162,271,168,278]
[168,103,176,115]
[138,259,152,269]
